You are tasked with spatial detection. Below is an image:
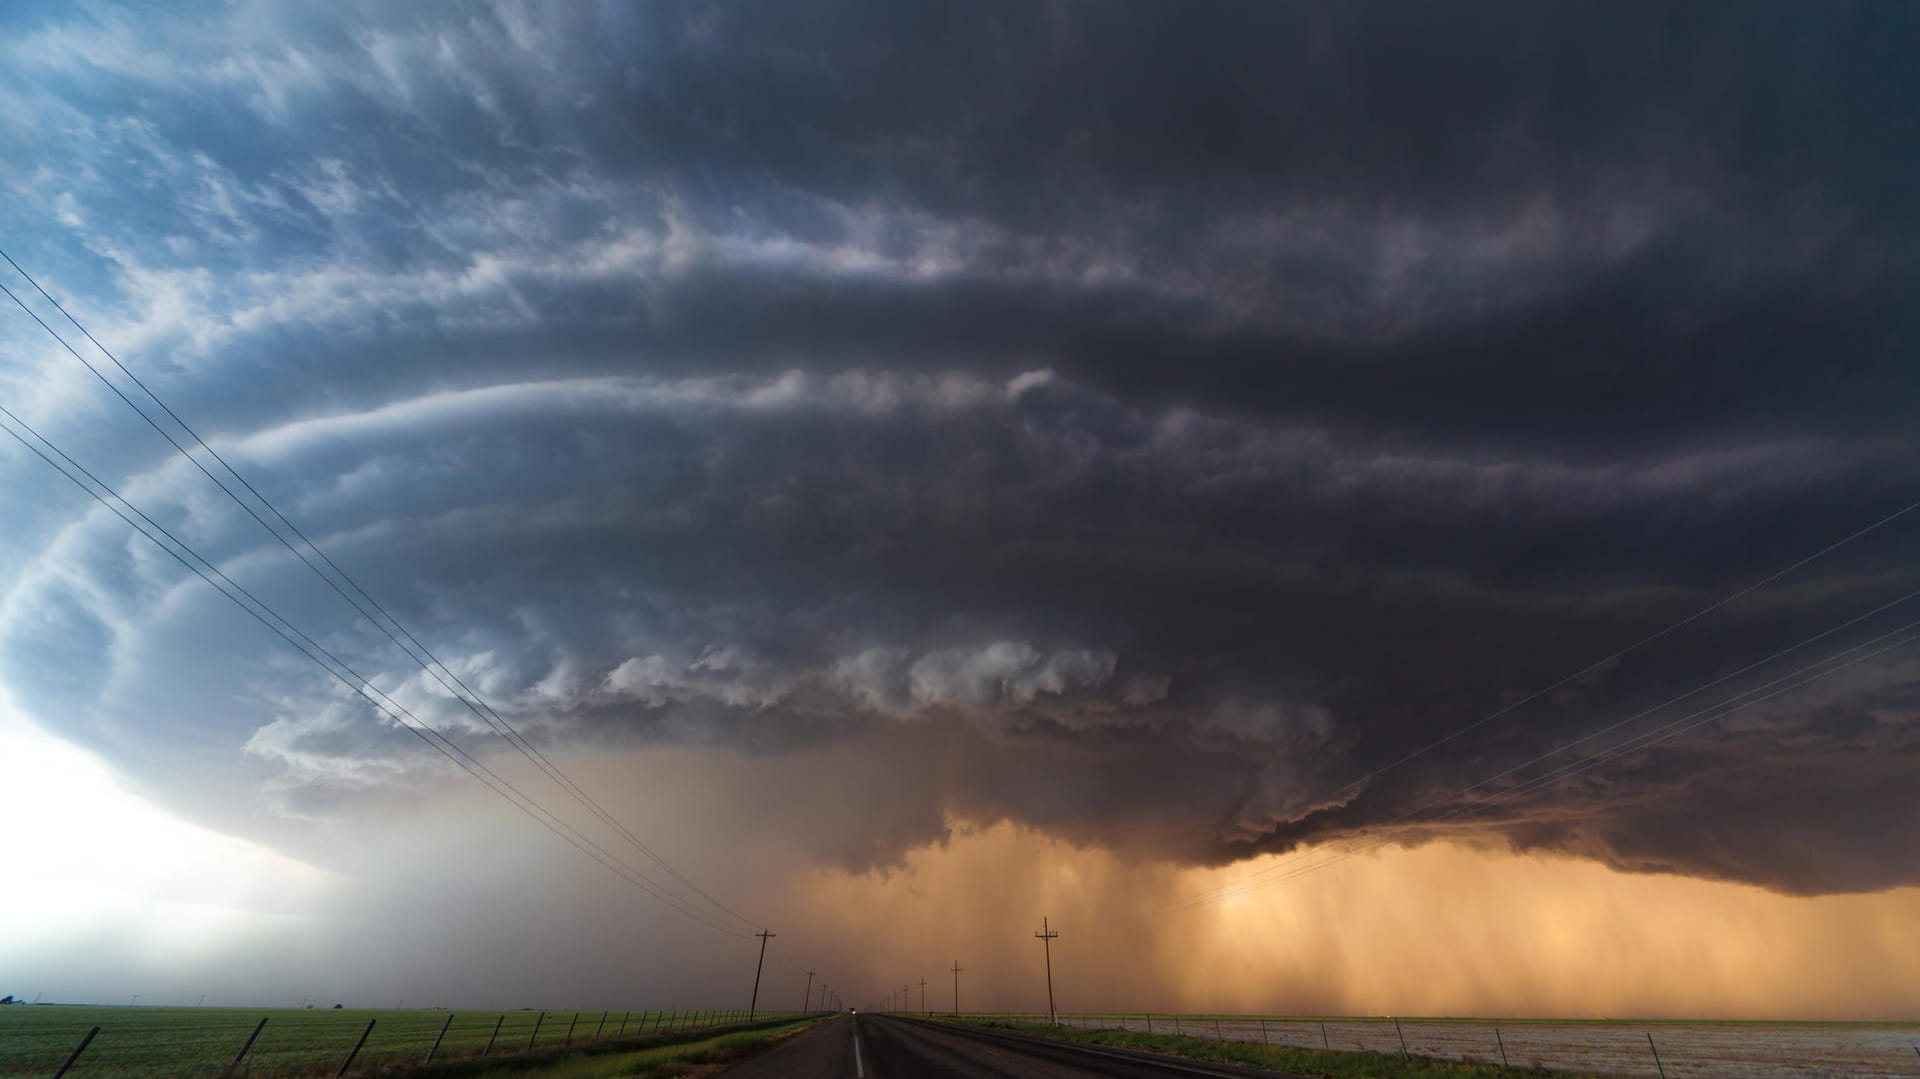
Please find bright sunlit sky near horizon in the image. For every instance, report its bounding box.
[2,1,1918,1018]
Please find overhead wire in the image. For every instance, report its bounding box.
[1162,592,1920,910]
[1173,622,1920,907]
[1261,493,1920,841]
[0,249,759,932]
[0,399,753,938]
[20,245,1901,967]
[1465,625,1919,814]
[1142,493,1920,911]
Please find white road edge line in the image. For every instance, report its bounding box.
[854,1031,865,1077]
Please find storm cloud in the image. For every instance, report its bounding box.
[1,0,1916,954]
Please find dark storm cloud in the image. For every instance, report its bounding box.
[1,0,1916,897]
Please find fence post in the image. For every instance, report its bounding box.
[1394,1017,1409,1059]
[220,1017,269,1078]
[1647,1032,1668,1079]
[565,1011,579,1046]
[334,1018,375,1078]
[1145,1013,1152,1034]
[425,1013,454,1064]
[1495,1027,1510,1069]
[618,1010,629,1037]
[527,1010,545,1052]
[1321,1021,1330,1050]
[1260,1018,1269,1045]
[483,1015,505,1056]
[51,1026,100,1079]
[1174,1015,1182,1036]
[595,1010,607,1039]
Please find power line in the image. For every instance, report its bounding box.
[0,401,755,937]
[1186,624,1920,904]
[1157,514,1920,912]
[0,250,757,932]
[1257,492,1920,844]
[0,403,749,935]
[1168,605,1920,908]
[1463,620,1920,818]
[1165,602,1920,909]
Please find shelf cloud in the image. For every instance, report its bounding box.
[1,0,1916,1014]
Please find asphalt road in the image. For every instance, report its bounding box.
[716,1013,1297,1078]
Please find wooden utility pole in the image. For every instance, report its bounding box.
[748,930,776,1021]
[804,971,815,1013]
[950,961,963,1015]
[1034,916,1060,1025]
[918,977,928,1015]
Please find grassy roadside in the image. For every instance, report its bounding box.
[383,1016,826,1078]
[958,1020,1625,1079]
[0,1007,814,1077]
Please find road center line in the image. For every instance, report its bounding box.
[853,1030,865,1078]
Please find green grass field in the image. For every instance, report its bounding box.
[0,1005,807,1078]
[401,1019,820,1079]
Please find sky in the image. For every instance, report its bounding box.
[1,1,1917,1019]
